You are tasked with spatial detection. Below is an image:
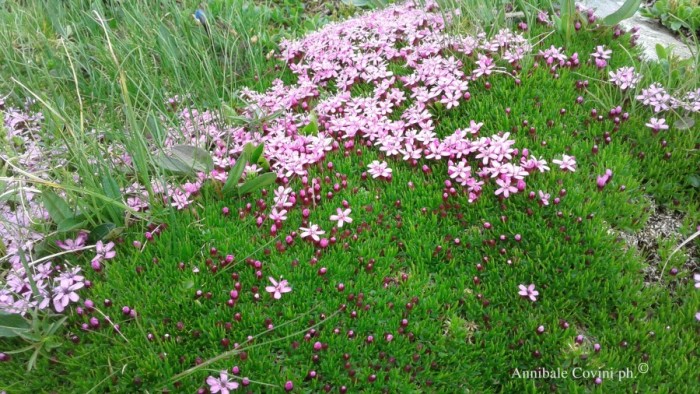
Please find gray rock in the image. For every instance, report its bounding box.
[578,0,693,60]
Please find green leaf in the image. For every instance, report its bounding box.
[300,112,318,135]
[89,222,120,242]
[674,117,695,130]
[237,172,277,196]
[101,174,124,225]
[257,156,271,171]
[101,174,121,201]
[603,0,641,26]
[181,280,195,290]
[0,311,31,338]
[171,145,214,173]
[242,142,255,159]
[222,151,249,197]
[251,143,265,164]
[155,154,194,175]
[688,175,700,189]
[42,191,73,224]
[221,102,239,122]
[558,0,574,43]
[57,216,87,233]
[655,43,668,60]
[146,113,166,145]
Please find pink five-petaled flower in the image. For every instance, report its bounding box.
[299,224,325,242]
[56,231,88,251]
[206,371,239,393]
[367,160,393,179]
[266,277,292,300]
[495,178,518,198]
[694,273,700,289]
[91,240,116,266]
[53,280,84,313]
[552,155,577,172]
[330,208,353,228]
[518,284,539,302]
[645,117,669,133]
[95,241,116,260]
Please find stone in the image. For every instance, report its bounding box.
[578,0,693,60]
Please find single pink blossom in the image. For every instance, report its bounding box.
[330,208,353,228]
[299,224,325,242]
[266,277,292,300]
[552,155,576,172]
[518,284,539,302]
[206,371,239,393]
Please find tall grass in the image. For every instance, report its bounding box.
[0,0,326,240]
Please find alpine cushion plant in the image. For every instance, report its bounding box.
[1,0,700,393]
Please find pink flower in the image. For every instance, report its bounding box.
[95,241,116,260]
[266,277,292,300]
[538,190,550,206]
[52,281,84,313]
[596,169,613,190]
[367,161,393,179]
[608,67,641,90]
[495,178,518,198]
[269,208,288,222]
[645,117,668,133]
[694,273,700,289]
[206,371,239,393]
[518,284,539,302]
[56,232,88,251]
[591,45,611,68]
[330,208,353,228]
[299,224,325,242]
[552,155,576,172]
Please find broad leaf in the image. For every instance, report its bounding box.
[101,174,122,201]
[675,117,695,130]
[603,0,641,26]
[155,153,194,175]
[146,113,166,145]
[688,175,700,189]
[300,112,318,135]
[57,216,87,232]
[238,172,277,196]
[0,312,30,338]
[171,145,214,173]
[558,0,574,43]
[222,151,249,197]
[221,102,240,123]
[89,222,119,242]
[251,143,265,164]
[101,174,124,225]
[42,191,73,224]
[655,43,667,60]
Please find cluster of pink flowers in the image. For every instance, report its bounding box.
[0,101,125,315]
[636,84,700,114]
[609,67,641,90]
